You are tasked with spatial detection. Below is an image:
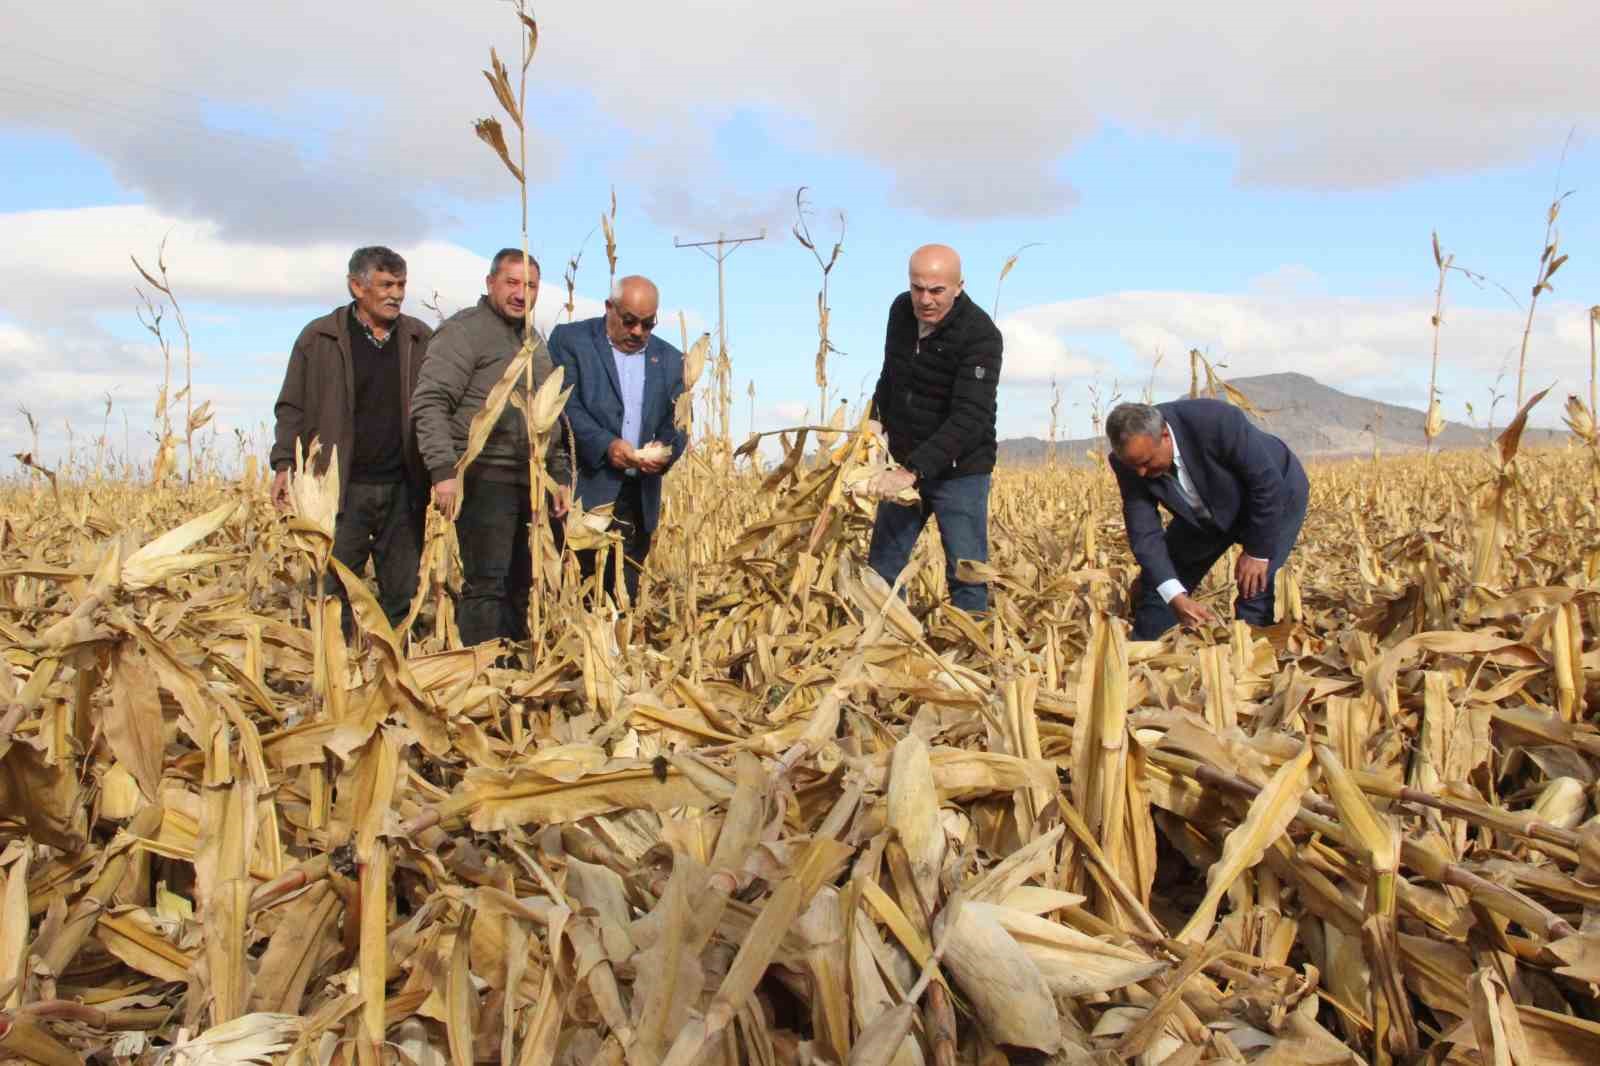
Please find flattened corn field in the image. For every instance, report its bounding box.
[2,417,1600,1066]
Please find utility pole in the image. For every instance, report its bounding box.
[674,229,765,456]
[675,229,766,358]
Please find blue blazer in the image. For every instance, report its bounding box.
[1108,398,1308,589]
[548,317,687,534]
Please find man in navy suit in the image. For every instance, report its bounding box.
[1106,399,1309,639]
[548,275,687,605]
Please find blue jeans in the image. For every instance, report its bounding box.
[1132,478,1309,640]
[867,473,991,613]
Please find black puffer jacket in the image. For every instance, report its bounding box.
[870,290,1003,481]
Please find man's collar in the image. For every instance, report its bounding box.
[349,302,393,347]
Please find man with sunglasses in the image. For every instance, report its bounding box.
[549,275,687,606]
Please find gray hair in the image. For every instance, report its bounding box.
[490,248,541,277]
[1105,402,1165,453]
[347,246,406,281]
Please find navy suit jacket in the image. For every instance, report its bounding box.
[1108,398,1308,589]
[548,317,687,534]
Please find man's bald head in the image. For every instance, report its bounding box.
[611,275,659,307]
[908,244,964,325]
[910,244,961,281]
[606,274,661,353]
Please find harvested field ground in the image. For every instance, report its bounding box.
[1,426,1599,1065]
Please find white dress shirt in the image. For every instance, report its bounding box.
[1155,433,1266,604]
[610,341,647,478]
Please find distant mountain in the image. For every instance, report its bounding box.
[998,372,1563,464]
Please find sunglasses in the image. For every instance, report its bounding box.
[609,305,657,332]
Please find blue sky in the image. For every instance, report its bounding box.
[2,2,1598,465]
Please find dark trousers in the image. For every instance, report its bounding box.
[1132,481,1309,640]
[867,472,991,613]
[455,478,567,644]
[576,478,653,606]
[456,478,535,645]
[325,480,423,631]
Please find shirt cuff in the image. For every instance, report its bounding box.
[1156,578,1186,603]
[1245,554,1268,563]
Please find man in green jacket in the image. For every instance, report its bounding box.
[271,246,433,631]
[410,249,572,646]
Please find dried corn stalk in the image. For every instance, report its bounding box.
[0,410,1597,1066]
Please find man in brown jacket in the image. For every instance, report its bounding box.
[410,249,572,646]
[271,246,433,630]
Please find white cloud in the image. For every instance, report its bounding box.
[0,205,489,316]
[6,2,1599,233]
[770,402,810,424]
[0,324,41,357]
[0,322,268,475]
[2,5,536,243]
[1008,279,1595,424]
[637,175,801,241]
[996,317,1100,385]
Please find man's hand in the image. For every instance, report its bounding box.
[1170,593,1218,629]
[867,467,917,500]
[271,468,292,513]
[607,438,638,471]
[1235,554,1270,599]
[552,484,571,519]
[433,477,461,520]
[636,444,668,476]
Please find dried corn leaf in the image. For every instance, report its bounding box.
[1178,743,1314,943]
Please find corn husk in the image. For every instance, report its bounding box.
[938,899,1060,1052]
[636,441,673,465]
[530,364,570,434]
[683,333,712,389]
[166,1012,303,1066]
[886,734,945,910]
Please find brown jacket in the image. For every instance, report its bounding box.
[270,305,434,503]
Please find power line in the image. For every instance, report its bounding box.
[0,74,379,171]
[0,41,344,137]
[0,75,258,143]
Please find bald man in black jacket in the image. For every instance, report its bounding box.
[866,244,1003,613]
